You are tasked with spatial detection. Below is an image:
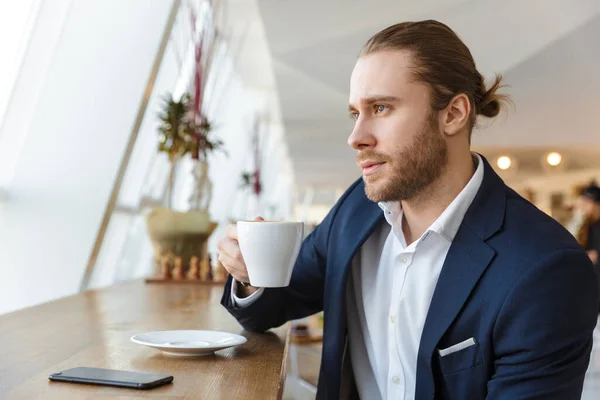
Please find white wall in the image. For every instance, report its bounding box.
[0,0,175,314]
[0,0,297,310]
[0,0,40,139]
[0,0,69,188]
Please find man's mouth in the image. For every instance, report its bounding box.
[359,161,386,175]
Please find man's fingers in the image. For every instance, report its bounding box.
[217,237,243,262]
[226,224,238,240]
[218,252,249,282]
[218,251,244,273]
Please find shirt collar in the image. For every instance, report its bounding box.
[378,153,484,243]
[378,201,401,226]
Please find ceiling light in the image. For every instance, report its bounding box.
[546,152,562,167]
[497,156,512,170]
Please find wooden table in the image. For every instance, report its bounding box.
[0,280,290,399]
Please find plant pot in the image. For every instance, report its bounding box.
[146,208,217,276]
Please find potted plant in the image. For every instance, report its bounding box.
[146,93,223,280]
[145,0,231,282]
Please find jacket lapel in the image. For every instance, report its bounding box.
[416,156,507,399]
[333,189,386,281]
[416,230,496,398]
[326,179,384,319]
[323,180,385,399]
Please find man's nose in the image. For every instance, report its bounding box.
[348,119,376,150]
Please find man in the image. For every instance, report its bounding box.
[570,184,600,250]
[579,185,600,304]
[218,20,599,399]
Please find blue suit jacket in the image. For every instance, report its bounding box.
[222,156,599,399]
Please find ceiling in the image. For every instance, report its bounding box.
[256,0,600,189]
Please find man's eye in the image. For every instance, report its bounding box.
[375,104,387,113]
[349,112,359,120]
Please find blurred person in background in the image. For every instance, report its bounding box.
[569,183,600,248]
[578,185,600,309]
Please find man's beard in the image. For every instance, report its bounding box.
[359,115,448,203]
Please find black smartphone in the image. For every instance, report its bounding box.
[48,367,173,390]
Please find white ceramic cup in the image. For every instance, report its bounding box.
[237,221,304,287]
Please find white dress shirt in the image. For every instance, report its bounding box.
[232,154,484,400]
[348,154,483,399]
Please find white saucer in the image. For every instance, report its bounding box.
[131,330,247,356]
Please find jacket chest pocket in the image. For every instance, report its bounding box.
[436,339,483,375]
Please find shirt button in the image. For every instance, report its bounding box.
[399,257,407,263]
[392,376,400,384]
[390,315,395,324]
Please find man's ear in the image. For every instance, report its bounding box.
[442,93,471,136]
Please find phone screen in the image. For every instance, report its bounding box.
[49,367,173,389]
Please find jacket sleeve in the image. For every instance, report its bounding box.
[220,179,361,333]
[486,248,599,399]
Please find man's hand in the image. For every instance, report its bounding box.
[217,217,263,297]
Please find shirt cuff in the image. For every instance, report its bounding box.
[231,279,264,308]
